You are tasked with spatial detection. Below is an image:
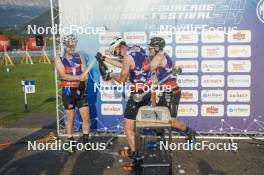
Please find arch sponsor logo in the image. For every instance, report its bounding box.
[175,46,198,58]
[228,75,251,87]
[100,89,122,102]
[201,90,224,102]
[99,32,121,44]
[201,31,225,43]
[177,75,199,87]
[201,75,225,87]
[228,60,251,72]
[201,105,224,117]
[227,90,250,102]
[201,45,225,58]
[180,90,198,102]
[201,60,225,73]
[227,105,250,117]
[101,104,123,115]
[228,45,251,58]
[175,60,199,73]
[228,30,251,43]
[175,32,199,43]
[178,104,198,117]
[149,31,173,44]
[124,32,147,44]
[257,0,264,23]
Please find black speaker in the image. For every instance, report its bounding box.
[35,35,44,46]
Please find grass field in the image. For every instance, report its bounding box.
[0,58,56,126]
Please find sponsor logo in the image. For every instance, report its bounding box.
[228,30,251,43]
[175,46,198,58]
[181,90,198,102]
[124,32,147,44]
[228,75,251,87]
[227,90,250,102]
[177,75,199,87]
[201,60,225,73]
[228,60,251,72]
[201,75,225,87]
[201,105,224,117]
[99,32,121,44]
[101,104,123,115]
[101,89,122,102]
[178,104,198,117]
[201,90,224,102]
[175,61,198,73]
[201,31,225,43]
[201,45,225,58]
[149,31,173,43]
[257,0,264,23]
[227,105,250,117]
[228,45,251,58]
[175,32,199,43]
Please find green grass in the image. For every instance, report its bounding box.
[0,58,56,126]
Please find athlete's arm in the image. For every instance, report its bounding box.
[150,54,163,72]
[80,55,88,81]
[55,56,80,81]
[111,55,132,83]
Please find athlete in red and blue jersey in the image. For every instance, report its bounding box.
[55,34,90,153]
[148,37,196,142]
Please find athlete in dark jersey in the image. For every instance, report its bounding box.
[55,34,90,153]
[100,37,150,157]
[148,37,196,142]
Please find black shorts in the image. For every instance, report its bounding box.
[62,87,88,110]
[124,92,150,120]
[157,91,181,118]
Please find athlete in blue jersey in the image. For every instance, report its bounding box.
[97,37,150,158]
[55,34,90,153]
[148,37,196,142]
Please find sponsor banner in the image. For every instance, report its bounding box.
[178,104,198,117]
[124,32,147,44]
[201,104,224,117]
[180,90,198,102]
[228,75,251,87]
[228,45,251,58]
[227,105,250,117]
[201,31,225,43]
[99,32,121,44]
[201,45,225,58]
[100,89,122,102]
[149,31,173,44]
[227,60,251,72]
[201,75,225,87]
[228,30,251,43]
[175,32,199,43]
[177,75,199,87]
[201,60,225,73]
[201,90,225,102]
[175,46,198,58]
[227,90,251,102]
[101,104,123,115]
[175,60,199,73]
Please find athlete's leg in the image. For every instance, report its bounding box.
[124,118,135,151]
[79,106,90,135]
[65,109,75,138]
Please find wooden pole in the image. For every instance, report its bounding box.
[1,45,14,66]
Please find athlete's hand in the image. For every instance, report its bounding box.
[80,73,88,81]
